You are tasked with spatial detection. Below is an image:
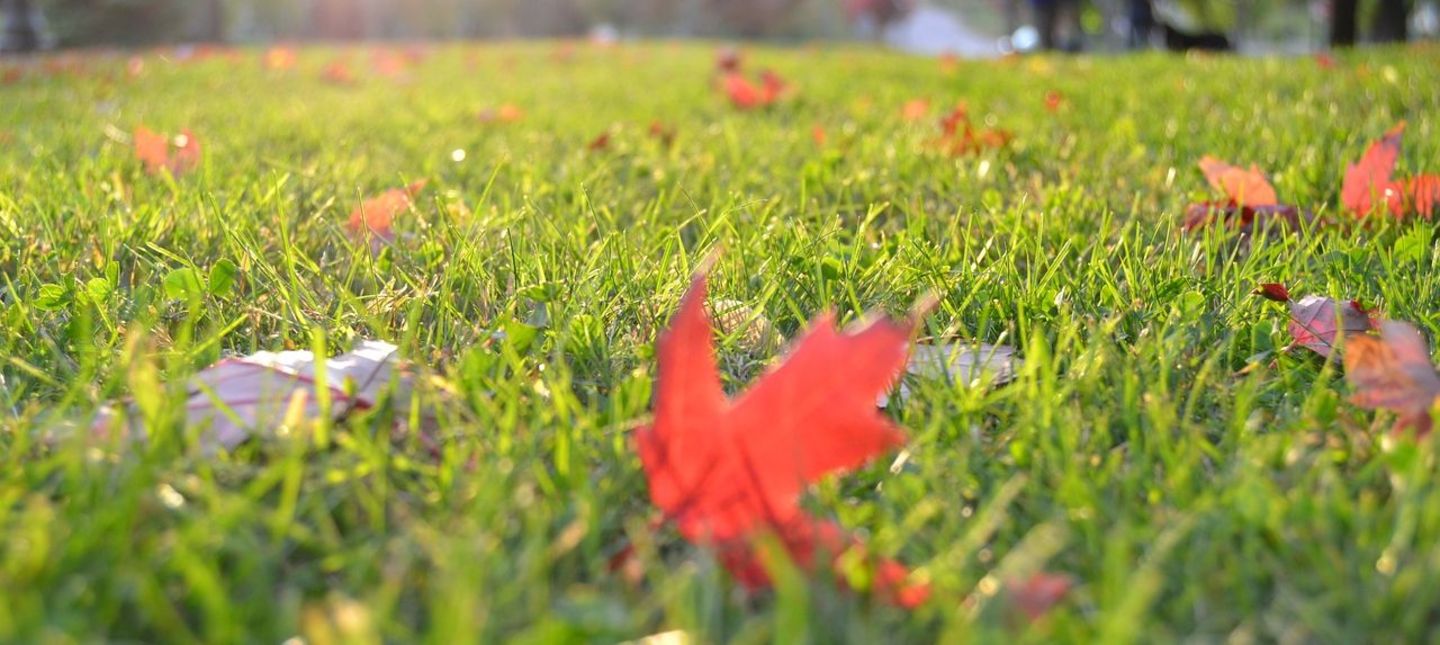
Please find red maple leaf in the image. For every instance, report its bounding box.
[1344,320,1440,437]
[1342,122,1406,217]
[636,274,928,607]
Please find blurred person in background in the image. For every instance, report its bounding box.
[1032,0,1084,50]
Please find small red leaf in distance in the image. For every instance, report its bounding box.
[1197,156,1278,207]
[1008,572,1073,621]
[1344,320,1440,437]
[169,129,201,175]
[901,98,930,121]
[133,126,169,174]
[587,131,611,152]
[346,180,427,244]
[1255,283,1291,302]
[637,274,926,606]
[1043,90,1064,113]
[1342,122,1406,216]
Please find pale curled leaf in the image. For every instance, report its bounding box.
[93,340,410,450]
[880,342,1019,407]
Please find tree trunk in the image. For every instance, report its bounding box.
[1329,0,1358,47]
[2,0,40,52]
[1371,0,1410,42]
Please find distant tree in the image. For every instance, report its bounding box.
[1331,0,1358,45]
[2,0,42,52]
[1371,0,1409,41]
[705,0,804,37]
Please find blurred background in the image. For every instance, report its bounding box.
[1,0,1436,55]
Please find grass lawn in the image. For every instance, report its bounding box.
[3,41,1440,643]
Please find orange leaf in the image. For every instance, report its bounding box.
[901,99,930,121]
[133,126,170,174]
[134,126,200,176]
[636,274,926,606]
[1342,122,1406,216]
[1197,156,1278,207]
[321,59,356,85]
[263,46,297,71]
[346,180,427,243]
[1344,321,1440,437]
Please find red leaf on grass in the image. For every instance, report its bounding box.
[901,98,930,121]
[1184,157,1306,235]
[648,121,676,147]
[1008,572,1073,621]
[934,104,1010,156]
[587,130,611,152]
[636,274,928,607]
[478,104,524,124]
[811,124,827,146]
[263,46,297,71]
[1043,90,1064,113]
[721,70,786,110]
[1344,320,1440,437]
[134,126,201,176]
[1407,174,1440,219]
[346,180,427,244]
[1197,156,1278,207]
[1342,122,1406,217]
[1258,285,1377,359]
[715,47,743,73]
[321,59,356,85]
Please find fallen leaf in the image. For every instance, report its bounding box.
[648,121,676,147]
[478,103,523,123]
[587,130,611,152]
[1344,320,1440,437]
[1406,174,1440,219]
[263,46,297,71]
[1258,285,1377,359]
[93,340,410,450]
[721,69,787,110]
[1342,122,1406,217]
[901,98,930,121]
[1043,90,1064,113]
[1182,202,1309,235]
[883,342,1018,406]
[346,180,427,245]
[133,126,201,176]
[1197,156,1278,207]
[321,59,356,85]
[715,47,742,73]
[934,104,1010,156]
[636,274,928,607]
[1007,572,1073,621]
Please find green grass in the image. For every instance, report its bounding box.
[3,41,1440,643]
